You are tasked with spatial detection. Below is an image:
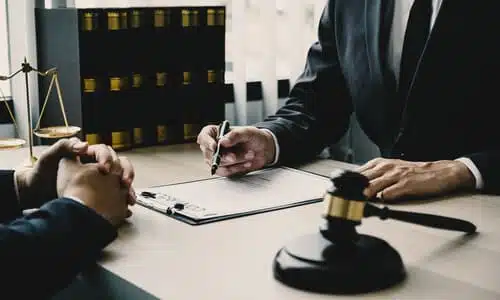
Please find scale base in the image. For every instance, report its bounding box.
[22,156,38,168]
[273,233,406,294]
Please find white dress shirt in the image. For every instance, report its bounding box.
[264,0,483,189]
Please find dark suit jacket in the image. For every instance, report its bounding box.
[0,170,117,299]
[256,0,500,193]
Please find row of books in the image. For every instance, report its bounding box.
[78,7,225,74]
[81,69,224,92]
[81,71,225,149]
[79,6,225,31]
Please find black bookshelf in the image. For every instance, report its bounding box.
[35,6,226,150]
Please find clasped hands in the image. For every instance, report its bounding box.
[197,125,476,202]
[15,137,136,226]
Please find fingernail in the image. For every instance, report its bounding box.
[244,162,251,168]
[105,162,112,172]
[244,151,254,160]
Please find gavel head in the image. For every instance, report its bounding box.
[320,169,370,244]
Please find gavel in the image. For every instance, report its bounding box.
[273,169,477,294]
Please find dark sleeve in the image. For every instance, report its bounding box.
[0,170,22,223]
[461,5,500,195]
[0,198,117,299]
[254,1,353,165]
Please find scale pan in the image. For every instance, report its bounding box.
[0,138,26,149]
[34,126,81,138]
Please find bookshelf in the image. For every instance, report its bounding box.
[35,6,226,150]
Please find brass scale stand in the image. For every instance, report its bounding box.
[0,58,80,165]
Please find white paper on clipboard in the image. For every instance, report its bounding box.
[136,167,331,222]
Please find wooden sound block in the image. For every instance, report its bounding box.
[273,233,406,294]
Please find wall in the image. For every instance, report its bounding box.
[5,0,40,144]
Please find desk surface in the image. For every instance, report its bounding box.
[2,144,500,300]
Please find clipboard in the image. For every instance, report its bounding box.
[135,167,331,225]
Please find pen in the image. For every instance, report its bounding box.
[211,120,231,175]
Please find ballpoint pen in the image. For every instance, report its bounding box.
[211,120,231,175]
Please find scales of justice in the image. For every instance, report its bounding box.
[0,58,80,166]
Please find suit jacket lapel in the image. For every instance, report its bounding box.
[365,0,395,93]
[334,0,397,146]
[364,0,398,144]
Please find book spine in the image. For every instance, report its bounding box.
[105,8,132,150]
[79,8,105,145]
[129,8,149,148]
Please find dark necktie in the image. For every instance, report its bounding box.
[398,0,433,97]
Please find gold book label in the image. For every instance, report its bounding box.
[112,131,131,149]
[85,133,100,145]
[131,10,141,28]
[207,70,216,83]
[83,12,97,31]
[133,128,143,144]
[120,11,128,29]
[154,9,165,28]
[156,72,167,87]
[192,10,199,27]
[110,77,122,91]
[217,9,225,26]
[108,12,120,30]
[132,74,142,88]
[184,124,199,140]
[157,125,167,143]
[207,9,215,26]
[183,72,191,85]
[83,78,96,93]
[182,9,190,27]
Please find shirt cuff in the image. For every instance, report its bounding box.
[13,171,20,203]
[65,196,86,206]
[455,157,484,190]
[259,128,280,166]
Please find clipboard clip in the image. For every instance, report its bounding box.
[166,203,185,215]
[140,191,156,198]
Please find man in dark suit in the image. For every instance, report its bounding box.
[0,137,135,298]
[197,0,500,200]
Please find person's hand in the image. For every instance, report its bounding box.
[197,125,276,176]
[357,158,476,202]
[57,157,131,226]
[15,137,135,209]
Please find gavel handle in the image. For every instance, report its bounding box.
[364,203,477,233]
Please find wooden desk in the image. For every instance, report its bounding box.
[2,145,500,300]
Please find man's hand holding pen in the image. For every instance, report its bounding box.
[197,122,276,177]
